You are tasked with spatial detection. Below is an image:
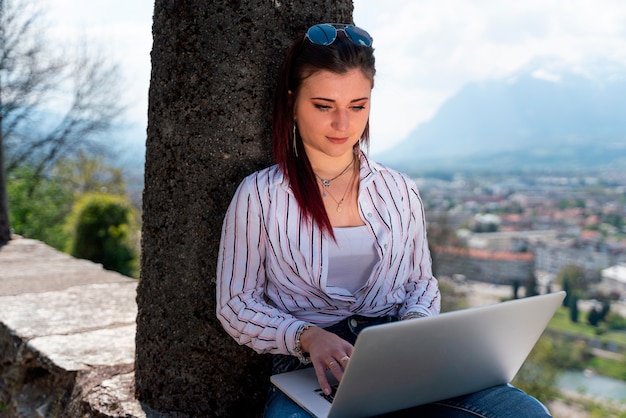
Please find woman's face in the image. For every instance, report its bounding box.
[293,69,372,161]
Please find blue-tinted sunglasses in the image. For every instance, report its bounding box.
[305,23,373,47]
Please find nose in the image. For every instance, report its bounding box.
[331,109,349,131]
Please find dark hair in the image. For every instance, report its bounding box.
[271,27,376,236]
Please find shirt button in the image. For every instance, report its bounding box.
[350,319,358,327]
[367,213,373,217]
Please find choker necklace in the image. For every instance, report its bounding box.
[315,159,354,188]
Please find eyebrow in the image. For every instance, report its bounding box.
[310,97,370,103]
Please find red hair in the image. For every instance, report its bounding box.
[271,29,375,237]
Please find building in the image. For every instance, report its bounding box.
[599,264,626,298]
[535,242,615,282]
[434,246,534,285]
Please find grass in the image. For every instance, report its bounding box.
[547,306,626,381]
[556,394,626,418]
[587,356,626,380]
[548,307,626,347]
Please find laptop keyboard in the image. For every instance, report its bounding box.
[315,385,339,403]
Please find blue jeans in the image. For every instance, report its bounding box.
[264,315,552,418]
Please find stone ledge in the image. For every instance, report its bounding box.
[0,238,147,417]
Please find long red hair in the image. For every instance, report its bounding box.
[271,28,375,236]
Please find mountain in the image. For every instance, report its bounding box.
[375,70,626,174]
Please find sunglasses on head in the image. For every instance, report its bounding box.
[304,23,373,47]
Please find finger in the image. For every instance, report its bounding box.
[328,359,345,383]
[340,355,350,367]
[313,360,332,395]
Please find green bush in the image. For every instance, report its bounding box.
[7,166,73,249]
[65,193,138,277]
[513,335,562,404]
[606,311,626,331]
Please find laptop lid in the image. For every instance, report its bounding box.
[271,291,565,418]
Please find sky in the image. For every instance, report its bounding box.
[44,0,626,155]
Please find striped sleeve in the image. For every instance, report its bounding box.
[215,173,307,356]
[400,177,441,317]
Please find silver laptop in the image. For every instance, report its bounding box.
[271,291,565,418]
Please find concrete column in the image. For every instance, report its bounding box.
[136,1,354,416]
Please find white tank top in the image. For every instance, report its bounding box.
[327,225,379,294]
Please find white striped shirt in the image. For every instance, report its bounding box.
[216,152,440,357]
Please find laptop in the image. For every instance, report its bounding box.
[271,291,565,418]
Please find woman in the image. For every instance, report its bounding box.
[216,23,551,417]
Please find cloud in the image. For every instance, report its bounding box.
[354,0,626,153]
[44,0,626,154]
[531,69,561,83]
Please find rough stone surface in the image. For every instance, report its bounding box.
[0,283,137,339]
[28,325,136,372]
[0,237,143,417]
[138,1,354,416]
[66,365,145,418]
[0,237,130,296]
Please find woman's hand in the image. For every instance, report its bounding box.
[300,326,353,396]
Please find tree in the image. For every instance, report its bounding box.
[587,299,611,327]
[513,335,562,404]
[569,294,580,323]
[0,129,9,245]
[7,165,74,249]
[7,153,127,250]
[562,279,571,307]
[557,264,586,311]
[0,0,12,244]
[525,272,539,297]
[53,150,126,196]
[65,193,138,277]
[512,280,520,299]
[588,306,601,326]
[0,0,125,242]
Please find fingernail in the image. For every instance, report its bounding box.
[324,387,331,395]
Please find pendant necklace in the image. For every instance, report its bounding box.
[315,159,354,191]
[316,160,356,213]
[323,173,355,213]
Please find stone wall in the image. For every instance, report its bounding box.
[0,238,141,417]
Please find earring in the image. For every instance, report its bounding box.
[292,122,298,157]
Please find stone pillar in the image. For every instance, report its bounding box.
[136,1,354,416]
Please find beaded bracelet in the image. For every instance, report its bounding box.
[294,324,312,364]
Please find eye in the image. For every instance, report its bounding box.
[352,105,366,111]
[315,104,332,111]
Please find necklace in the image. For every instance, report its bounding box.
[315,159,354,188]
[318,164,357,213]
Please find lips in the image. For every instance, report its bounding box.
[327,136,350,144]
